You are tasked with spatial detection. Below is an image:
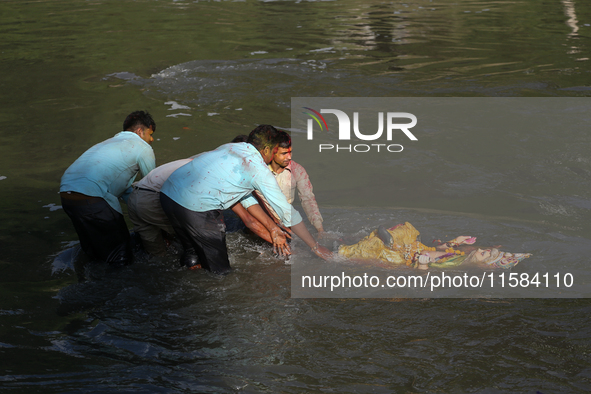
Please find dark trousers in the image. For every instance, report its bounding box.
[160,193,231,275]
[61,194,132,265]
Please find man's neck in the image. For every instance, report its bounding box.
[270,161,286,174]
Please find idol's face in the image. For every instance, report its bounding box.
[473,248,492,262]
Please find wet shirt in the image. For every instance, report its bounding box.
[265,160,323,231]
[135,158,193,192]
[160,142,302,227]
[60,131,155,214]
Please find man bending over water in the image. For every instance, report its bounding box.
[60,111,156,265]
[255,130,325,236]
[128,156,285,258]
[160,125,331,274]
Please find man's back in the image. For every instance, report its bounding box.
[136,158,193,192]
[60,131,155,213]
[161,142,301,227]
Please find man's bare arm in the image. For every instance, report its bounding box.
[291,222,332,260]
[231,203,273,244]
[246,204,291,256]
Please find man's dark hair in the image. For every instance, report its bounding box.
[247,125,279,151]
[276,130,291,149]
[231,134,249,143]
[123,111,156,132]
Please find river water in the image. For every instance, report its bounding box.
[1,0,591,392]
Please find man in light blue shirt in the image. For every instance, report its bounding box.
[60,111,156,265]
[160,125,331,274]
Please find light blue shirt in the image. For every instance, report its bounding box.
[161,142,302,227]
[60,131,156,214]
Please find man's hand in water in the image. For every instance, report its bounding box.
[271,226,291,256]
[313,244,333,260]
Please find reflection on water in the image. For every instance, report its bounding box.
[1,0,591,392]
[564,0,580,38]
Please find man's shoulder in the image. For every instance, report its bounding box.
[81,132,153,168]
[289,160,308,175]
[111,131,153,151]
[110,131,138,142]
[221,141,255,152]
[210,142,259,159]
[227,143,267,168]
